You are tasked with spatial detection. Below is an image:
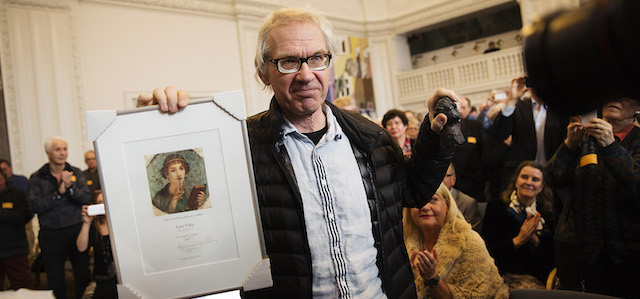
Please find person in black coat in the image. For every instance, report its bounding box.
[482,161,554,283]
[0,171,34,290]
[28,137,91,298]
[486,76,568,194]
[452,97,486,201]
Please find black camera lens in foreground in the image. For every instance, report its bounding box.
[524,0,640,116]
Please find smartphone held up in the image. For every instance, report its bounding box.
[87,203,105,216]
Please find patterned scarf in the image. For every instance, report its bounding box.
[402,137,412,157]
[508,190,545,231]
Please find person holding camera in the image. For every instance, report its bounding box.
[546,98,640,298]
[77,191,117,299]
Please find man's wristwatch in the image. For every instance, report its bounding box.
[424,275,440,287]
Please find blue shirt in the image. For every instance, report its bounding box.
[8,174,28,192]
[281,106,385,299]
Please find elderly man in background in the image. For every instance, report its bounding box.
[139,8,459,298]
[28,137,91,299]
[82,150,101,199]
[442,163,483,232]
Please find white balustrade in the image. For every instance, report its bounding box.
[396,47,525,107]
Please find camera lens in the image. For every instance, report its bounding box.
[524,0,640,116]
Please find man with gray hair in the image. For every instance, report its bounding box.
[140,8,459,298]
[83,150,101,198]
[441,163,483,232]
[27,136,90,298]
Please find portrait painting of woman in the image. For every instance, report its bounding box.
[146,149,210,216]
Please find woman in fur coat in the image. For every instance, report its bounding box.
[403,183,504,298]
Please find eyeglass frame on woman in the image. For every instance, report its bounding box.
[268,53,332,74]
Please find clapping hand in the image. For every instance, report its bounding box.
[410,248,439,281]
[513,213,541,248]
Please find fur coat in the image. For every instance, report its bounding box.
[404,188,504,298]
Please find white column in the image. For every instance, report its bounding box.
[367,35,395,119]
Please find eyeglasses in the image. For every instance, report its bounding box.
[269,54,332,74]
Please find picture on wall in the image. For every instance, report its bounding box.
[331,36,376,118]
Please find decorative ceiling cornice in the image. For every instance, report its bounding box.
[4,0,70,10]
[85,0,235,16]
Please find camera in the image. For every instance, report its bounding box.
[524,0,640,116]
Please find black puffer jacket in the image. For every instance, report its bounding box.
[0,186,33,258]
[244,98,453,298]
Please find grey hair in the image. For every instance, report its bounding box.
[254,7,337,87]
[44,136,68,153]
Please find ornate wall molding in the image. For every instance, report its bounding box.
[0,0,71,172]
[0,2,20,170]
[0,0,88,173]
[4,0,70,10]
[85,0,235,16]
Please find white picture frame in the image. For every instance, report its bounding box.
[87,90,271,298]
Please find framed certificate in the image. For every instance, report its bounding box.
[87,90,271,298]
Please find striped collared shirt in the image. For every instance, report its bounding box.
[281,106,385,298]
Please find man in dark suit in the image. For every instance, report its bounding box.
[452,97,486,201]
[488,76,568,191]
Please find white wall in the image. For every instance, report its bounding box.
[79,2,243,111]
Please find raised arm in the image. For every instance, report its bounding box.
[76,205,94,252]
[407,88,460,208]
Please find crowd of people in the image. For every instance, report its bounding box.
[1,6,638,299]
[379,76,640,298]
[1,137,116,298]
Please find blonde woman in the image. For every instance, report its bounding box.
[404,184,503,298]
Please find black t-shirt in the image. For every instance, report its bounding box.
[302,126,328,145]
